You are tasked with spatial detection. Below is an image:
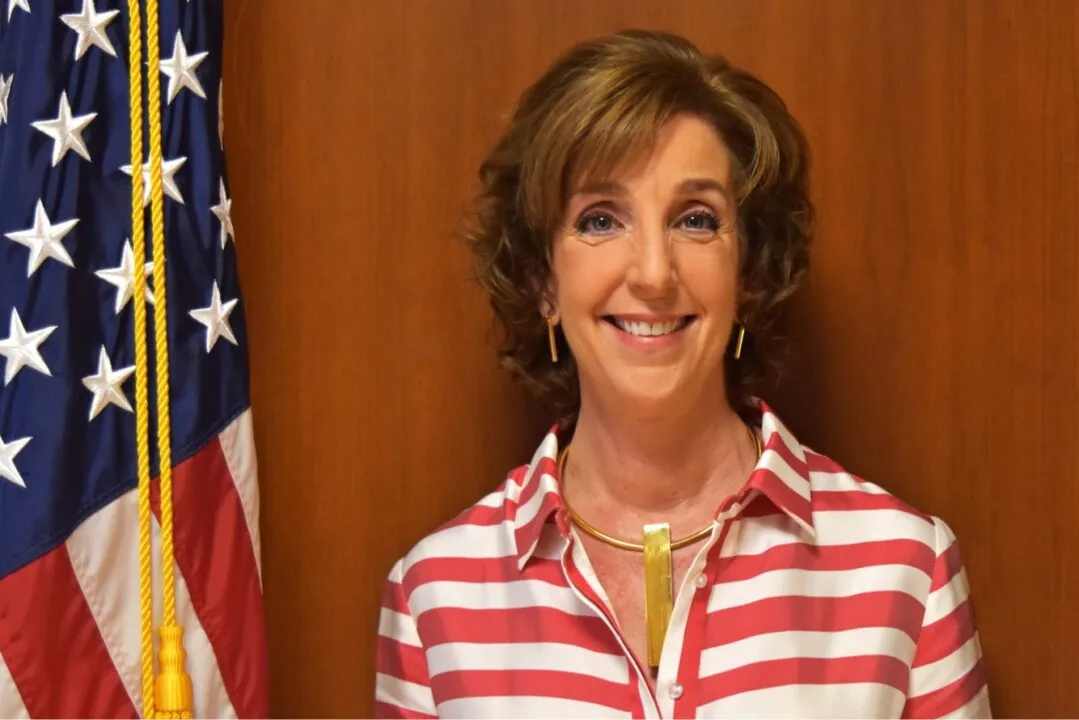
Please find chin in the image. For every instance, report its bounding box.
[604,375,691,419]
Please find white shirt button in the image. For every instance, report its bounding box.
[668,682,684,700]
[694,573,708,589]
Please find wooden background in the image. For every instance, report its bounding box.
[220,1,1079,716]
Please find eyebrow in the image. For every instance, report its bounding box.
[571,177,732,200]
[572,180,628,197]
[675,178,731,199]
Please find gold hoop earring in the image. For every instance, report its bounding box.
[547,316,559,363]
[733,324,746,360]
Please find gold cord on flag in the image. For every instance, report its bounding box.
[126,0,193,716]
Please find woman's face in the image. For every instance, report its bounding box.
[549,113,741,419]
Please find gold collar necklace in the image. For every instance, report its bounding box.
[555,425,763,668]
[556,425,762,550]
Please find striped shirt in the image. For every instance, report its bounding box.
[375,402,991,718]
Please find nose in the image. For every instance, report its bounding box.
[625,223,676,298]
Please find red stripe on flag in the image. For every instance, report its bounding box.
[150,435,269,718]
[0,543,137,718]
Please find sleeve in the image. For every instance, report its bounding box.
[902,517,992,718]
[374,559,438,719]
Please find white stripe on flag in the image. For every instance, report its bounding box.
[0,649,29,719]
[66,487,237,719]
[219,409,262,582]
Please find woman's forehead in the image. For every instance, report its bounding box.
[564,116,734,197]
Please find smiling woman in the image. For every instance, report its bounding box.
[550,115,748,428]
[374,30,990,719]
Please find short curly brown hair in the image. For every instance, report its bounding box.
[462,29,814,422]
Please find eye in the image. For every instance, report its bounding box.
[678,209,721,233]
[574,209,624,236]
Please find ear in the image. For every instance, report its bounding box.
[539,294,559,324]
[734,270,752,320]
[534,269,559,323]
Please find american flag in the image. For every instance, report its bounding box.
[0,0,269,717]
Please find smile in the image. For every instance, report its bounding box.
[604,316,695,337]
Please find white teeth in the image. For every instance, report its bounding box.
[612,318,688,337]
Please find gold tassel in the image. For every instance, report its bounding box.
[155,625,193,718]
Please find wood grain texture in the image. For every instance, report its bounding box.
[221,1,1078,716]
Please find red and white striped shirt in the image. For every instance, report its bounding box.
[375,402,991,718]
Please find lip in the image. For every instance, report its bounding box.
[601,314,696,351]
[607,313,690,323]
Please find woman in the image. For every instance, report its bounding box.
[375,30,990,719]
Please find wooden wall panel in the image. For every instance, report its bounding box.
[221,1,1078,716]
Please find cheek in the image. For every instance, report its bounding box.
[674,244,739,307]
[553,239,629,310]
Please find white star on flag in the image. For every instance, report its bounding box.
[4,199,79,277]
[94,240,155,314]
[60,0,119,61]
[189,281,239,352]
[0,73,12,126]
[211,178,234,248]
[0,432,31,489]
[31,91,97,166]
[160,30,207,103]
[0,308,56,386]
[6,0,29,22]
[82,346,135,421]
[120,156,187,206]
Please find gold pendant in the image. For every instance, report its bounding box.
[642,522,673,668]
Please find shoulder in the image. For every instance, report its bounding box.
[383,426,566,606]
[756,400,962,561]
[384,458,541,598]
[800,443,965,568]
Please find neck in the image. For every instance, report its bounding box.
[562,387,758,535]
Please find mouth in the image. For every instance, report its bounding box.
[602,315,697,338]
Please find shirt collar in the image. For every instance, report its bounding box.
[735,400,815,536]
[509,431,565,571]
[509,399,816,569]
